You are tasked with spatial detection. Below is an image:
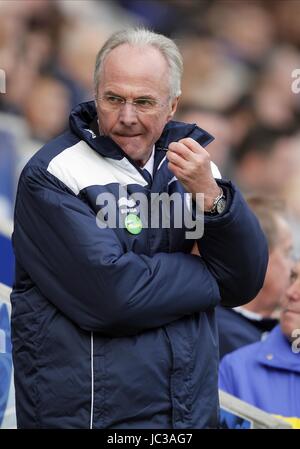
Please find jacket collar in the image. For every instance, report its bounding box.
[256,325,300,373]
[69,101,214,160]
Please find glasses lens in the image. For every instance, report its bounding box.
[102,95,123,110]
[134,99,157,113]
[98,95,165,113]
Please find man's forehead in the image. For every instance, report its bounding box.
[102,43,168,75]
[99,44,170,95]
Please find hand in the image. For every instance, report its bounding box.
[191,241,201,256]
[167,137,220,211]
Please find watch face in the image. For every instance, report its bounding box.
[216,197,226,214]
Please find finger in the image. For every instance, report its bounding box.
[166,149,186,168]
[167,161,185,178]
[191,241,200,256]
[178,137,209,156]
[167,161,178,175]
[168,141,196,161]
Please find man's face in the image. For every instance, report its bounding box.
[263,216,293,313]
[95,44,179,166]
[280,262,300,340]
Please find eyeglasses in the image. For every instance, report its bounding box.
[97,94,169,114]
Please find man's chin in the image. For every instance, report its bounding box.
[115,134,141,145]
[114,136,144,157]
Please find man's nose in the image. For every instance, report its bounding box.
[118,102,138,126]
[286,282,300,302]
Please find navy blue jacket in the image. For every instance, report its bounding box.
[216,306,278,359]
[11,101,268,428]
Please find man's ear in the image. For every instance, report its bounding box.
[167,96,180,122]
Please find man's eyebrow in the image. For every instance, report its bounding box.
[135,94,156,99]
[104,90,123,97]
[103,90,156,100]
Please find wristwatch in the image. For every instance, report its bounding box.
[205,188,226,214]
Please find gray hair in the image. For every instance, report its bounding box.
[94,28,183,99]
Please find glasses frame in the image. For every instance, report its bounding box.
[96,94,171,114]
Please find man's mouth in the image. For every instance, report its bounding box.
[115,133,142,138]
[284,309,300,315]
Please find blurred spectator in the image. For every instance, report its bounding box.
[225,95,256,149]
[176,106,233,177]
[217,195,294,359]
[116,0,211,36]
[0,131,17,220]
[206,1,275,67]
[117,0,176,33]
[23,76,70,142]
[252,46,300,129]
[60,0,134,28]
[284,152,300,259]
[233,126,299,196]
[219,260,300,429]
[0,75,71,190]
[271,0,300,48]
[56,23,111,102]
[0,302,12,427]
[0,0,67,114]
[179,37,252,112]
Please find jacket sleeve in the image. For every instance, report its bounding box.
[12,166,221,336]
[198,180,268,307]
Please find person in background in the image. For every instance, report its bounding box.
[233,126,299,196]
[0,302,12,427]
[219,260,300,429]
[217,196,294,358]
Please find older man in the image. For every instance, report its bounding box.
[217,196,294,358]
[11,28,267,428]
[219,261,300,428]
